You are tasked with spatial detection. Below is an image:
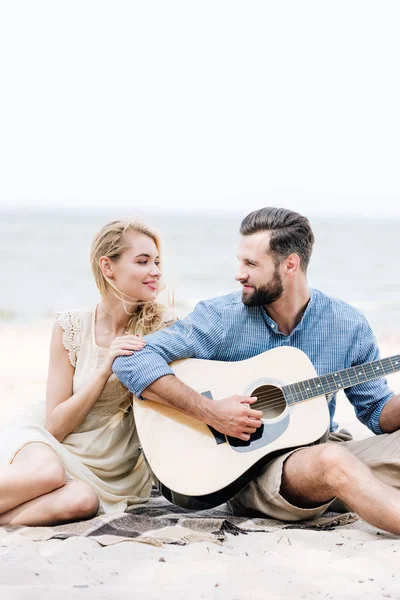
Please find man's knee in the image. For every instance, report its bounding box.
[315,444,355,489]
[283,444,355,494]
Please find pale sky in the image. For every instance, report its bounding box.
[0,1,399,217]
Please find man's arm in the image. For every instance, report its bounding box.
[113,299,264,440]
[113,300,225,396]
[345,317,396,434]
[143,374,262,441]
[377,394,400,432]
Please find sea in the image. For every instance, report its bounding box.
[1,209,400,338]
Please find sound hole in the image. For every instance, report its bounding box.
[251,384,287,420]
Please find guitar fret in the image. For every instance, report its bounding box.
[340,370,354,387]
[381,358,393,375]
[372,361,384,378]
[364,364,375,378]
[291,385,301,404]
[306,380,316,397]
[300,379,312,399]
[319,375,329,394]
[283,384,294,405]
[352,367,361,385]
[282,354,400,406]
[360,363,369,383]
[325,373,336,392]
[310,377,321,397]
[299,381,308,401]
[297,381,307,401]
[291,384,300,402]
[290,385,298,404]
[316,374,329,395]
[335,370,345,390]
[284,384,298,405]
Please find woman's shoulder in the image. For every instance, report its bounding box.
[54,307,95,367]
[55,307,94,332]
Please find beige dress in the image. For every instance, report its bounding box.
[0,308,152,514]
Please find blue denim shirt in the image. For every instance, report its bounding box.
[113,288,394,434]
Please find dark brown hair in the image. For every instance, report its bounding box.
[240,207,315,271]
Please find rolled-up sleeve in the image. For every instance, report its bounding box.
[346,317,394,434]
[112,299,224,397]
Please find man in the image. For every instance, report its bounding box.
[114,207,400,534]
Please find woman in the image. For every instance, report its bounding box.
[0,219,170,525]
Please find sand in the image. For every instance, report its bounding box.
[1,320,400,599]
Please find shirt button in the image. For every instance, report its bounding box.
[271,324,275,329]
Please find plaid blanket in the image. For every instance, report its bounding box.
[0,489,358,547]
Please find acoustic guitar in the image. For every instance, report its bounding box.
[133,346,400,510]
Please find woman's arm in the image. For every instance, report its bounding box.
[45,323,145,442]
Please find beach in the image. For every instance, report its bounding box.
[1,0,400,593]
[1,210,400,599]
[1,320,400,599]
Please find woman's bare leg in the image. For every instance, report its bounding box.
[0,479,99,526]
[0,442,98,525]
[0,442,66,514]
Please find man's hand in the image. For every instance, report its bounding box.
[208,395,263,441]
[143,376,264,441]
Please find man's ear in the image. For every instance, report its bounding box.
[99,256,114,279]
[284,253,301,275]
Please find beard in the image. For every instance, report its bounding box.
[241,267,284,307]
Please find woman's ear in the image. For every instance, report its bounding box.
[99,256,114,279]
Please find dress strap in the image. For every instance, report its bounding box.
[55,310,82,367]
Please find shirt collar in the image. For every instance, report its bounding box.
[261,288,317,335]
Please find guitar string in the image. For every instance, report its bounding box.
[253,392,321,404]
[249,393,333,411]
[237,391,320,409]
[248,379,357,401]
[250,379,380,406]
[252,380,386,405]
[256,394,342,410]
[253,390,350,411]
[216,356,399,401]
[247,373,387,404]
[239,367,400,412]
[251,374,378,402]
[243,362,399,406]
[242,399,297,411]
[253,392,331,408]
[220,362,400,411]
[247,393,327,410]
[240,396,327,416]
[251,390,312,401]
[249,391,317,406]
[235,383,384,412]
[250,388,326,400]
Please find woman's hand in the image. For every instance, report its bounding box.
[101,335,146,377]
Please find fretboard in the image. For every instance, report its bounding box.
[283,354,400,405]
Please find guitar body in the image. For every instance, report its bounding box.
[133,346,330,510]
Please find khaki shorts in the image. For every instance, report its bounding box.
[229,429,400,521]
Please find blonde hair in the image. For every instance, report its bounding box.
[90,219,170,418]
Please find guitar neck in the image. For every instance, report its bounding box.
[283,354,400,405]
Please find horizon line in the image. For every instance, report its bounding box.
[1,205,400,221]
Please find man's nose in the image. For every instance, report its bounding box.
[235,268,248,282]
